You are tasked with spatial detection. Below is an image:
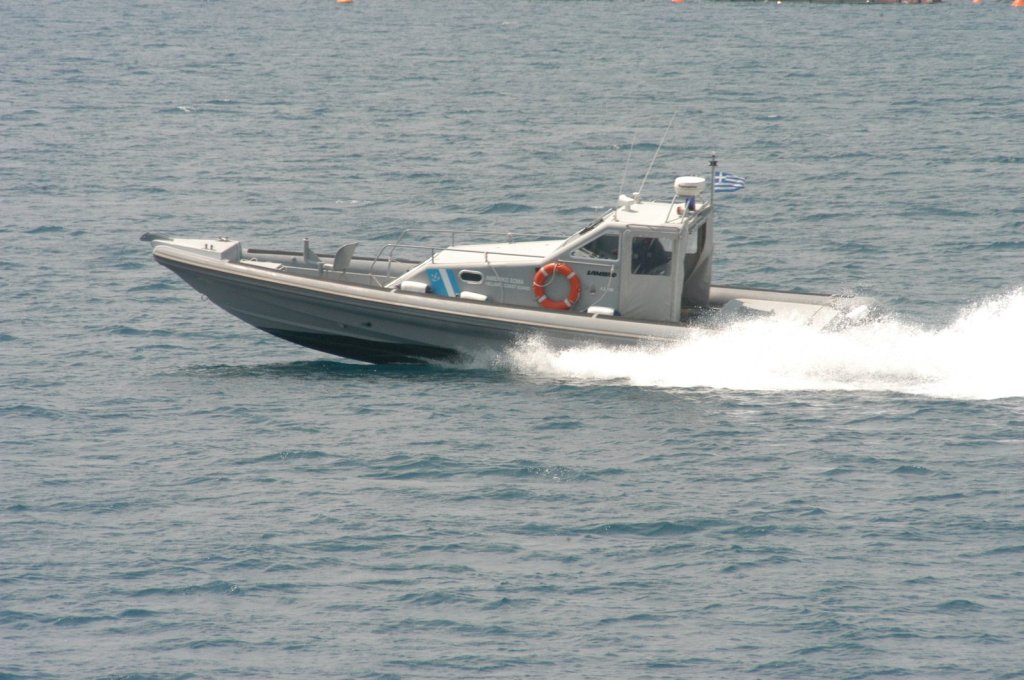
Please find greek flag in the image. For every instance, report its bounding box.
[714,171,746,193]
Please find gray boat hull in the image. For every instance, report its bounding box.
[154,241,870,364]
[156,246,692,364]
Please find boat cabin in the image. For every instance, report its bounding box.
[388,177,713,323]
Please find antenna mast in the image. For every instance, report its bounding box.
[618,131,638,198]
[637,111,678,199]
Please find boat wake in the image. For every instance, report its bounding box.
[500,289,1024,401]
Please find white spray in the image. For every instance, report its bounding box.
[502,289,1024,401]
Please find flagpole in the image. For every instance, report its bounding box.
[709,153,717,210]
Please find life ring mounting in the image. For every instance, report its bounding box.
[533,262,581,311]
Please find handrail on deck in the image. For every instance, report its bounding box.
[368,241,549,289]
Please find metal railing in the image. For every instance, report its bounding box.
[364,228,620,307]
[367,228,563,290]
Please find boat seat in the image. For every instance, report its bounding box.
[333,242,359,273]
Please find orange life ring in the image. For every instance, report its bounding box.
[532,262,581,311]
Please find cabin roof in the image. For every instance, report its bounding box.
[428,239,561,266]
[607,199,707,228]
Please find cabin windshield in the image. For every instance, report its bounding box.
[570,232,620,260]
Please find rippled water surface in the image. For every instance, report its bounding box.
[2,1,1023,678]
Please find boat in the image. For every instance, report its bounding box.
[142,158,872,364]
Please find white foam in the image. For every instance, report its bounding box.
[502,289,1024,401]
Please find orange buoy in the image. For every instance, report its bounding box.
[337,0,352,4]
[1014,0,1024,7]
[672,0,685,3]
[971,0,981,4]
[532,262,582,311]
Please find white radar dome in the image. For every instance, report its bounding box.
[673,176,705,198]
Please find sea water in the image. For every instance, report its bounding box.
[2,1,1022,678]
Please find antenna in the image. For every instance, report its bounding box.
[618,131,638,198]
[637,110,678,199]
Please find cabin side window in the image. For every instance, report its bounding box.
[631,237,673,276]
[571,233,620,260]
